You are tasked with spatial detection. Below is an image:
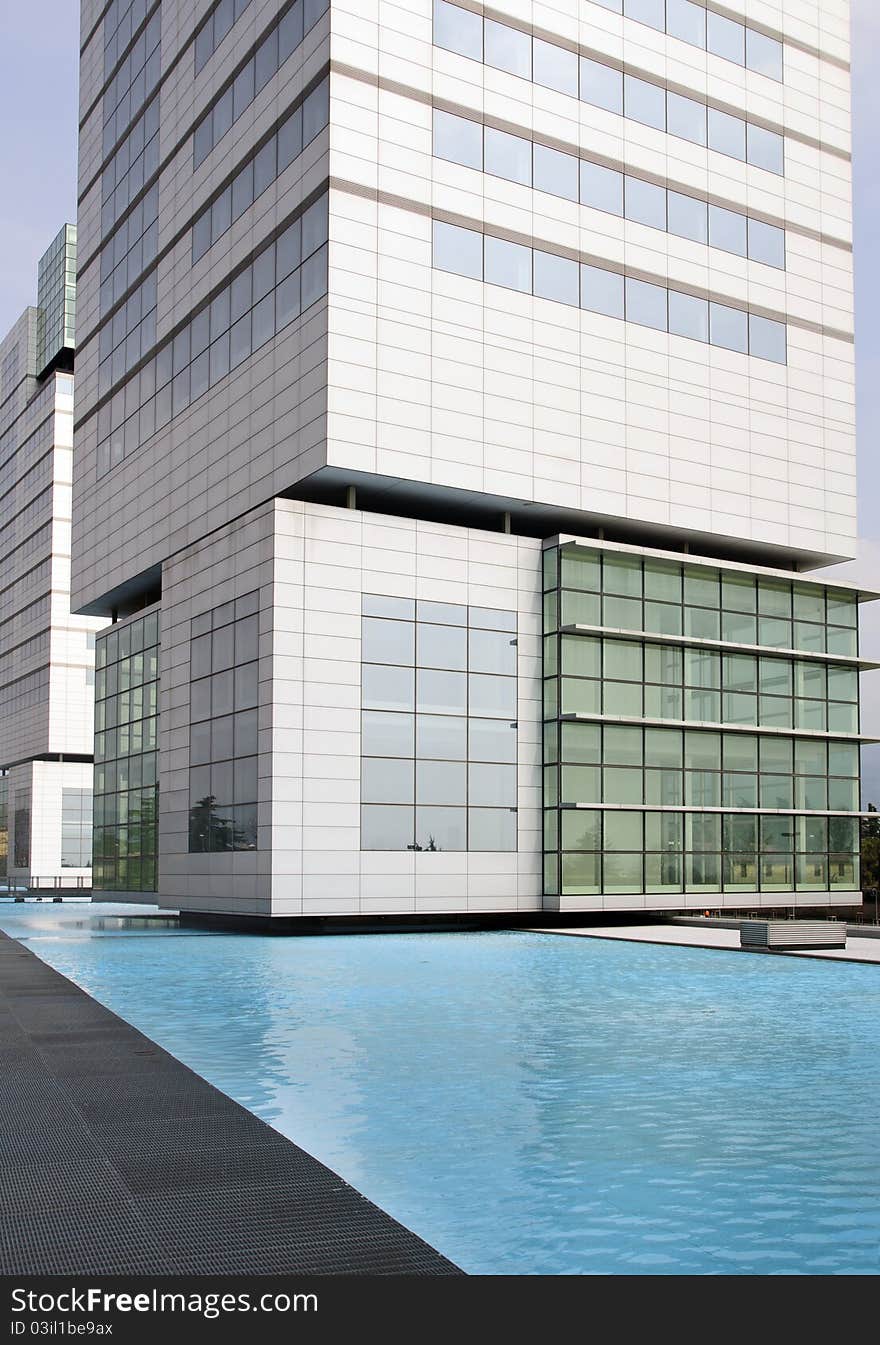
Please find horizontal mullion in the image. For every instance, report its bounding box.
[560,624,873,669]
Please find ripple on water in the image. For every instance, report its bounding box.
[2,906,880,1275]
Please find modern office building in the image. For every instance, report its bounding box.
[0,225,105,890]
[72,0,873,923]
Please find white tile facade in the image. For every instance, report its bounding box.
[72,0,862,920]
[0,304,105,885]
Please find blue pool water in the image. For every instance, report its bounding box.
[2,902,880,1275]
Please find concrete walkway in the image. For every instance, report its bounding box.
[528,923,880,965]
[0,929,461,1276]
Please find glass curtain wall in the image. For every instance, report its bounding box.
[93,608,160,892]
[542,543,865,900]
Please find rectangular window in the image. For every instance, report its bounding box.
[667,92,707,146]
[624,75,666,131]
[534,144,579,201]
[434,0,482,60]
[580,161,624,216]
[485,128,532,185]
[485,18,531,78]
[433,220,482,280]
[433,109,482,170]
[533,38,578,96]
[580,57,623,114]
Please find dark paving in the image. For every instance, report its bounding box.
[0,931,462,1275]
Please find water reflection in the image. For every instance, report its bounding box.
[3,903,880,1274]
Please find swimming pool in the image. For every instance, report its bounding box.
[2,902,879,1274]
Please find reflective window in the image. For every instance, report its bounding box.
[709,205,748,258]
[580,161,624,216]
[749,315,787,365]
[580,56,623,114]
[534,250,579,306]
[668,291,709,343]
[708,108,746,161]
[433,109,482,170]
[433,221,482,280]
[667,0,705,47]
[485,128,531,185]
[667,91,707,146]
[748,219,786,270]
[667,191,708,244]
[710,303,749,353]
[581,264,625,319]
[707,11,745,65]
[361,597,518,850]
[747,124,785,175]
[626,278,668,331]
[625,75,666,131]
[485,236,532,293]
[362,805,414,850]
[624,0,665,31]
[747,29,783,81]
[533,37,578,96]
[484,17,530,77]
[625,177,666,230]
[434,0,482,60]
[534,144,579,201]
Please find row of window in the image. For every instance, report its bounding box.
[0,629,50,690]
[364,712,516,764]
[93,754,158,800]
[434,1,784,174]
[95,681,159,734]
[362,594,517,631]
[103,4,161,154]
[193,0,329,168]
[99,183,158,319]
[547,849,858,896]
[192,77,330,265]
[194,0,252,74]
[95,609,159,668]
[61,789,93,869]
[546,547,859,626]
[546,604,857,659]
[96,645,159,700]
[189,595,261,852]
[434,110,785,269]
[93,799,158,892]
[594,0,783,82]
[552,810,858,855]
[434,221,788,364]
[363,615,516,676]
[98,268,158,398]
[93,851,158,893]
[364,664,517,720]
[0,666,49,717]
[188,802,258,853]
[188,709,259,771]
[0,562,51,627]
[363,756,516,809]
[96,195,330,475]
[360,595,518,854]
[101,96,160,238]
[189,756,258,810]
[362,805,516,853]
[549,633,859,705]
[103,0,153,76]
[192,590,260,636]
[548,762,859,811]
[93,611,160,896]
[545,675,859,734]
[95,720,159,774]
